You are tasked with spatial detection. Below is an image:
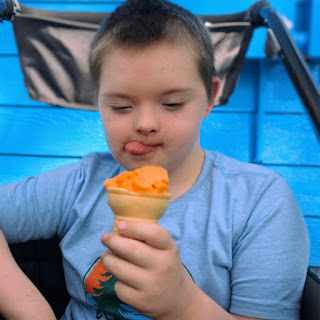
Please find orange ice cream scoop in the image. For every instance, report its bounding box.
[104,165,170,195]
[104,166,171,233]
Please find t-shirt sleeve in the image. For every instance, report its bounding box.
[229,172,310,319]
[0,160,86,243]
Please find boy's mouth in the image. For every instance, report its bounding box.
[125,141,160,155]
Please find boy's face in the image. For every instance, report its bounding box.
[98,40,218,175]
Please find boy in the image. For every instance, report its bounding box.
[0,0,309,319]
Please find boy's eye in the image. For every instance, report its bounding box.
[111,105,132,111]
[164,102,184,108]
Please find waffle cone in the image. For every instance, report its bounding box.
[107,187,171,233]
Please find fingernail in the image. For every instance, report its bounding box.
[101,232,110,242]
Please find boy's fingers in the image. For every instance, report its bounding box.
[101,233,153,268]
[117,220,173,250]
[101,251,143,289]
[100,222,176,268]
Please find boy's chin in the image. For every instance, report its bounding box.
[116,157,163,171]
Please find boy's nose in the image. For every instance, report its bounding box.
[133,106,159,134]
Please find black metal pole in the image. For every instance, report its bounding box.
[256,5,320,135]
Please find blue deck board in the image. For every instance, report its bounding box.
[267,165,320,218]
[222,60,258,112]
[0,56,45,106]
[0,22,17,55]
[309,0,320,57]
[260,60,319,114]
[0,106,108,156]
[0,155,79,185]
[261,114,320,165]
[201,112,253,163]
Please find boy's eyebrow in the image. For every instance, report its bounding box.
[101,92,131,100]
[160,88,193,95]
[102,88,193,99]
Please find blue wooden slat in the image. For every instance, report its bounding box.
[259,60,320,114]
[0,106,108,157]
[267,165,320,218]
[246,29,266,59]
[261,114,320,165]
[172,0,297,17]
[305,217,320,266]
[0,56,48,106]
[200,112,253,162]
[253,59,266,164]
[223,60,258,112]
[0,155,79,185]
[309,0,320,57]
[0,22,17,55]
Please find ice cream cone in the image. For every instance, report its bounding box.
[107,187,171,233]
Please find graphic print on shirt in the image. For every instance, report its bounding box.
[83,256,151,320]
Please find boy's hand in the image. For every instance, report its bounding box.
[100,221,196,320]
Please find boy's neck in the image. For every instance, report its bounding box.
[168,148,205,201]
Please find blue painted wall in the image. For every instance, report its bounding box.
[0,0,319,269]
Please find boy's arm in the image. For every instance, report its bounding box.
[0,230,56,320]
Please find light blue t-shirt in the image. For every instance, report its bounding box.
[0,150,309,319]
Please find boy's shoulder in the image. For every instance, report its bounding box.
[206,150,280,179]
[205,151,296,213]
[205,151,296,203]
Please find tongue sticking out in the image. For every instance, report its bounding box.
[125,141,157,155]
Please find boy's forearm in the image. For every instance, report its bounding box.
[0,230,57,320]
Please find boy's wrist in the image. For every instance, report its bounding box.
[157,284,203,320]
[157,285,235,320]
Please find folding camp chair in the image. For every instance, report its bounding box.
[301,269,320,320]
[0,0,319,319]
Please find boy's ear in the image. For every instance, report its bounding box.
[204,77,220,118]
